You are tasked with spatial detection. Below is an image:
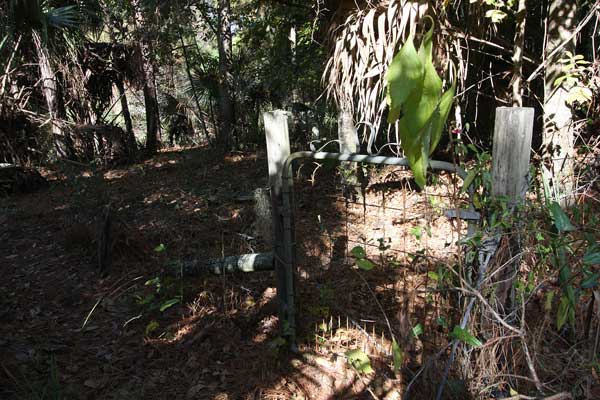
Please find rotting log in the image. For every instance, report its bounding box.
[167,253,274,277]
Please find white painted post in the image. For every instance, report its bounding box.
[263,110,291,326]
[491,107,534,309]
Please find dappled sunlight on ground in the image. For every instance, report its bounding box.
[1,147,473,399]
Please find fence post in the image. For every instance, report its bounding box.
[491,106,534,310]
[338,110,359,196]
[492,107,535,202]
[263,110,291,331]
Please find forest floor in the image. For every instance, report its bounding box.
[0,146,527,399]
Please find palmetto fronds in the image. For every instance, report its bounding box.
[323,0,427,133]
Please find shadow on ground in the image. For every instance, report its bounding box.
[0,147,467,399]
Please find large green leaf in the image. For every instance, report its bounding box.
[418,16,434,65]
[385,18,455,188]
[549,202,575,232]
[385,34,423,124]
[429,79,456,154]
[399,16,440,155]
[398,53,441,145]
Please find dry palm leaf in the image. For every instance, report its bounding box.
[323,0,428,140]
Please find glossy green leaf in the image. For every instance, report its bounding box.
[548,202,575,232]
[356,258,375,271]
[351,246,367,259]
[451,326,482,347]
[392,339,403,374]
[346,349,374,374]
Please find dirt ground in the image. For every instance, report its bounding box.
[0,147,488,399]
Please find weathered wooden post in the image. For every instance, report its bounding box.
[491,106,534,309]
[338,110,359,197]
[263,110,292,333]
[492,107,535,202]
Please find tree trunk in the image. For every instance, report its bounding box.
[217,0,234,152]
[179,33,210,142]
[133,0,161,155]
[115,79,137,158]
[32,30,72,159]
[543,0,577,206]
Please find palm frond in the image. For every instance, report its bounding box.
[323,0,428,132]
[45,5,79,29]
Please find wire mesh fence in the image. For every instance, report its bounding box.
[290,158,478,388]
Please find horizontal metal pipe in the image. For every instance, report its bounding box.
[168,253,274,276]
[282,151,469,182]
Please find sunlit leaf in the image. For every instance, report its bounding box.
[385,34,423,124]
[450,326,482,347]
[427,271,439,281]
[154,243,167,252]
[346,349,374,374]
[385,18,455,188]
[159,298,180,312]
[485,9,507,23]
[392,339,403,373]
[566,86,592,105]
[356,258,375,271]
